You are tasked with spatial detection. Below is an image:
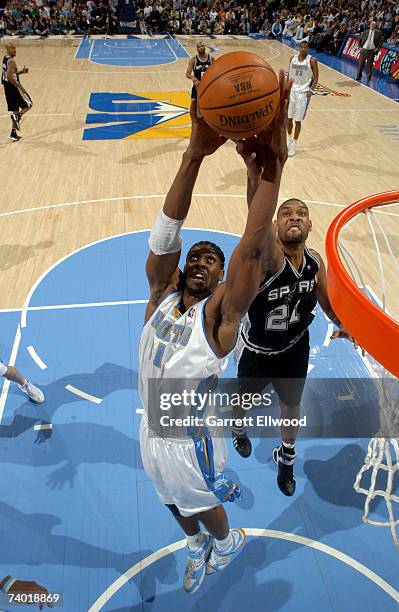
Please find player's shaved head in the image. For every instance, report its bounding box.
[6,43,16,54]
[277,199,308,217]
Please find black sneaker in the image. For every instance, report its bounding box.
[10,130,22,142]
[232,432,252,458]
[272,445,296,496]
[12,112,21,130]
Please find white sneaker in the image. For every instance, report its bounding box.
[206,528,246,575]
[183,533,213,593]
[19,381,45,404]
[288,141,296,157]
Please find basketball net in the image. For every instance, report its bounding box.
[327,195,399,547]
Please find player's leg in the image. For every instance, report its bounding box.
[271,332,310,496]
[293,120,302,142]
[199,506,246,576]
[232,347,266,458]
[0,363,45,403]
[356,50,366,80]
[365,51,374,82]
[272,398,300,496]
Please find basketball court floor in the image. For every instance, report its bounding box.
[0,34,398,611]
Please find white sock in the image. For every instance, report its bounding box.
[214,531,234,552]
[186,530,205,552]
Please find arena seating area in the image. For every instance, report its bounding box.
[0,1,398,52]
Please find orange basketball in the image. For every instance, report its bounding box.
[197,51,280,139]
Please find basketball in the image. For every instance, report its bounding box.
[197,51,280,139]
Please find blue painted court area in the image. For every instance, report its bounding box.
[76,36,189,66]
[0,230,398,611]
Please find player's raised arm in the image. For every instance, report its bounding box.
[205,71,292,355]
[145,102,226,310]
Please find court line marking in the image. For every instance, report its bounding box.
[29,67,184,74]
[88,528,399,611]
[276,39,399,107]
[88,38,178,67]
[0,299,148,313]
[1,194,398,221]
[27,345,47,369]
[19,227,240,329]
[323,323,335,347]
[0,113,73,118]
[0,324,21,422]
[65,384,102,404]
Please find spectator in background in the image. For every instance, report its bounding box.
[213,15,225,35]
[260,17,271,38]
[271,17,282,40]
[356,20,384,82]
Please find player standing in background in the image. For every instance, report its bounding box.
[231,141,357,497]
[2,42,32,142]
[186,41,213,101]
[287,41,318,157]
[140,74,292,593]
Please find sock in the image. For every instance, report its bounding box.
[232,423,247,438]
[186,530,205,552]
[214,531,233,553]
[281,442,296,463]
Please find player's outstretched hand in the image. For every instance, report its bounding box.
[236,71,292,179]
[331,326,365,355]
[187,99,227,160]
[236,137,265,179]
[7,579,53,609]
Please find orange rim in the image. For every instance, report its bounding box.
[326,191,399,377]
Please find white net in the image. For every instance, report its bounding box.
[338,200,399,546]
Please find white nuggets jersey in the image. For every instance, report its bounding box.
[289,54,313,92]
[139,291,227,416]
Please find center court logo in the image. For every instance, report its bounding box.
[83,91,191,140]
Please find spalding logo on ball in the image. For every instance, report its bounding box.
[198,51,280,139]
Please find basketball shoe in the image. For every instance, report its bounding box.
[183,533,213,594]
[273,444,296,496]
[10,130,22,142]
[206,528,246,574]
[232,430,252,458]
[18,381,45,403]
[288,140,296,157]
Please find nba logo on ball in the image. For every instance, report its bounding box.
[198,51,280,139]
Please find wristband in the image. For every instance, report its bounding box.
[1,577,17,593]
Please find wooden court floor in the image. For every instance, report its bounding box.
[0,36,398,316]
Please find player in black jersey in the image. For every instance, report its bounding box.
[231,134,357,496]
[186,42,213,102]
[2,43,32,141]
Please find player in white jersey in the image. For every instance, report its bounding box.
[287,41,318,157]
[140,73,292,594]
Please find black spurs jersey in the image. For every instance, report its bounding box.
[193,54,211,82]
[240,246,320,355]
[2,55,18,86]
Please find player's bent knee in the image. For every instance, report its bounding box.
[165,503,182,517]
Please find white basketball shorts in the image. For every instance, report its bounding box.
[288,91,311,122]
[0,361,7,376]
[140,415,228,517]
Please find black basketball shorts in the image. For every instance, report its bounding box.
[237,330,310,407]
[3,84,32,112]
